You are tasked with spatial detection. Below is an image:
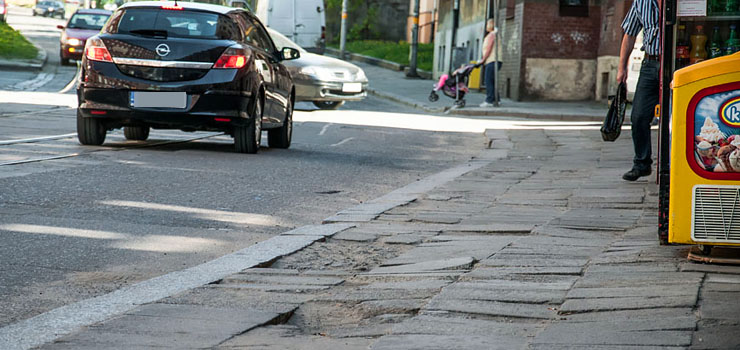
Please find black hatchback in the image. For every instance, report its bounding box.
[77,1,300,153]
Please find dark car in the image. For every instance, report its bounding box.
[57,9,111,65]
[77,1,300,153]
[0,0,7,23]
[33,1,65,18]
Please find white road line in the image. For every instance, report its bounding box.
[0,133,77,146]
[10,73,56,91]
[0,224,354,350]
[330,137,354,147]
[318,123,332,136]
[58,62,81,94]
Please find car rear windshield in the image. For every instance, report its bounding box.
[107,8,240,40]
[68,13,110,30]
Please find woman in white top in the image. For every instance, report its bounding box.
[478,19,499,107]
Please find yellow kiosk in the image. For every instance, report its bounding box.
[668,52,740,254]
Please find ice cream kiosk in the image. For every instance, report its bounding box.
[657,0,740,254]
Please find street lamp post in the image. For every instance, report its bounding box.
[407,0,421,78]
[339,0,348,59]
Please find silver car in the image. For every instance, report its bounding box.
[268,28,367,110]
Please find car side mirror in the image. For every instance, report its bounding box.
[57,25,65,30]
[280,47,300,61]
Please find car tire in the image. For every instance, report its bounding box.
[268,98,292,149]
[123,126,150,141]
[313,101,344,110]
[234,97,262,154]
[76,109,106,146]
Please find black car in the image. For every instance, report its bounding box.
[77,1,300,153]
[33,1,65,18]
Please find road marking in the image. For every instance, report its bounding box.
[0,133,224,167]
[330,137,353,147]
[318,123,332,136]
[58,62,81,94]
[0,224,354,350]
[10,73,56,91]
[0,133,77,146]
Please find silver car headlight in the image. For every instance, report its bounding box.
[299,66,334,81]
[355,69,367,81]
[67,38,82,46]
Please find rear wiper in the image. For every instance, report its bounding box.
[129,29,168,38]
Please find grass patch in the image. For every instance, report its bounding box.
[0,22,38,60]
[332,40,433,72]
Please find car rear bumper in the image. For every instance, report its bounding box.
[78,60,256,130]
[294,80,367,102]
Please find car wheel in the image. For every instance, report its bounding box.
[76,109,106,146]
[313,101,344,110]
[234,97,262,154]
[268,98,292,149]
[123,126,150,141]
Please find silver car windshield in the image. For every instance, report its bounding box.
[267,28,307,54]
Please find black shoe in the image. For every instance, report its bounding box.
[622,167,652,181]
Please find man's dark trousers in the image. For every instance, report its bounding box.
[484,61,497,104]
[630,59,659,171]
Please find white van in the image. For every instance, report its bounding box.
[255,0,325,53]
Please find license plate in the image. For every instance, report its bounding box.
[130,91,187,109]
[342,83,362,93]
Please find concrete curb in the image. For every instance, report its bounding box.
[0,41,47,71]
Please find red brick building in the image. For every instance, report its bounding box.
[432,0,633,101]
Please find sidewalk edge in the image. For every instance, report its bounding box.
[0,42,47,71]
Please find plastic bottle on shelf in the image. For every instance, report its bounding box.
[676,25,690,68]
[726,25,739,55]
[709,26,724,59]
[689,25,708,64]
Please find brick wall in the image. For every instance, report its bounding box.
[598,0,634,56]
[521,1,602,60]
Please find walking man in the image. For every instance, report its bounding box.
[617,0,661,181]
[478,19,498,108]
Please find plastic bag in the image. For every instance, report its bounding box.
[601,82,627,142]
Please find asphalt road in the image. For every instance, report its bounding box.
[0,7,483,327]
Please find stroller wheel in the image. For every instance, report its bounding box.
[455,99,466,108]
[428,91,439,102]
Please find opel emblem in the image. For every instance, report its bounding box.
[155,44,170,57]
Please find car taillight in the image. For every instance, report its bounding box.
[85,38,112,63]
[214,46,247,69]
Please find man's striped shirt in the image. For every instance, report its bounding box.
[622,0,662,55]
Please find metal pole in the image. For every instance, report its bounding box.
[339,0,348,59]
[407,0,421,77]
[449,0,459,73]
[493,0,500,106]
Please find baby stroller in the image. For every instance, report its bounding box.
[428,62,481,108]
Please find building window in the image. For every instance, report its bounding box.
[506,0,515,19]
[560,0,589,17]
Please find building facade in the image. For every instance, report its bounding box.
[432,0,632,101]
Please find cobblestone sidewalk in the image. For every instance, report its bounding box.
[38,129,740,349]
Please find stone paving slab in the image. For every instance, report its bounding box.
[221,274,345,286]
[217,325,372,349]
[389,314,542,336]
[426,298,557,319]
[566,285,697,299]
[438,285,567,304]
[574,272,704,287]
[479,257,590,267]
[692,322,740,350]
[532,328,692,347]
[370,334,527,350]
[466,266,583,278]
[383,237,514,265]
[560,294,699,314]
[368,257,475,275]
[332,231,379,242]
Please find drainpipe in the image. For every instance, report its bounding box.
[407,0,421,77]
[493,0,500,106]
[339,0,348,59]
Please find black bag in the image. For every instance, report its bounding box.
[601,82,627,142]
